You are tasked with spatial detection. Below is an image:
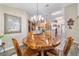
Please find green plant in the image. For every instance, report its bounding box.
[0,33,4,39]
[0,32,9,40]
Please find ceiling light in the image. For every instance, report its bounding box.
[30,3,45,23]
[55,17,62,20]
[51,10,62,16]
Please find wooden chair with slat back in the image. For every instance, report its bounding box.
[27,32,32,38]
[28,32,32,36]
[63,36,74,56]
[47,36,74,56]
[12,38,22,56]
[12,38,39,56]
[45,31,51,39]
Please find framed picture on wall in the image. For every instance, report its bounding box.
[4,13,21,34]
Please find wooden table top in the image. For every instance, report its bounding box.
[23,34,60,50]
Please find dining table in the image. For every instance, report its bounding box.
[23,33,60,56]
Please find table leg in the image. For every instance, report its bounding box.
[41,50,44,56]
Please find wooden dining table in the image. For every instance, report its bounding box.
[23,33,60,56]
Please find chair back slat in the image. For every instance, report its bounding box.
[63,37,74,56]
[45,31,51,39]
[12,38,22,56]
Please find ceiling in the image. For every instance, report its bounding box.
[0,3,72,19]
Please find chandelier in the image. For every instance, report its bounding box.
[30,3,44,23]
[30,15,44,23]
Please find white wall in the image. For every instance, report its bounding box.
[0,5,28,49]
[77,4,79,42]
[65,4,78,41]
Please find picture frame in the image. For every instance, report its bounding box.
[4,13,21,34]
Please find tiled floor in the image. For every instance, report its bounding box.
[0,45,25,56]
[68,42,79,56]
[0,43,79,56]
[0,48,16,56]
[0,32,79,56]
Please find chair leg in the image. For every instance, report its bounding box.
[41,50,44,56]
[47,52,55,56]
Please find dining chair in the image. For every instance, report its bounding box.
[28,32,32,36]
[12,38,39,56]
[47,36,74,56]
[45,31,51,39]
[27,32,32,38]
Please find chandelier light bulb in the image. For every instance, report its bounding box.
[30,15,45,23]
